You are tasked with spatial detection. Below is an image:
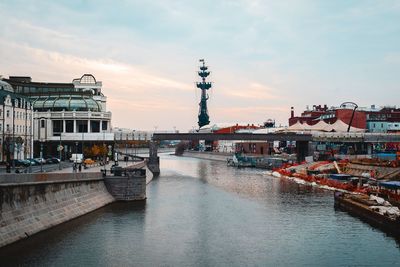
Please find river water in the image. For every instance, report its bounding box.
[1,154,400,266]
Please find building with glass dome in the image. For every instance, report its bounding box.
[0,80,33,162]
[5,74,113,159]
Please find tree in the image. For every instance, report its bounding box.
[91,145,100,158]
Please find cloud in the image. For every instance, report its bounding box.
[1,1,399,129]
[224,82,279,100]
[0,40,191,91]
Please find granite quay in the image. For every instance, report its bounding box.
[0,161,149,248]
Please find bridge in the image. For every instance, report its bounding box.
[152,132,400,143]
[148,132,314,175]
[146,132,400,175]
[152,132,312,142]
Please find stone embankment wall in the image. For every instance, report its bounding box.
[0,173,114,248]
[104,169,147,201]
[182,151,231,162]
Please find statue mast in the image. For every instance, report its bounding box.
[196,59,212,128]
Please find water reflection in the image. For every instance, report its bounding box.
[1,155,400,266]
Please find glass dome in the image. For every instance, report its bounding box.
[33,95,101,112]
[0,80,15,92]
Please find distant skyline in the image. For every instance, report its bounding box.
[1,0,399,131]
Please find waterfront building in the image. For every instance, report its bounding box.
[289,104,400,133]
[366,106,400,133]
[289,104,367,129]
[5,74,113,159]
[195,122,264,152]
[0,80,33,162]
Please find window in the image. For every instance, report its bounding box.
[52,120,63,134]
[65,120,74,133]
[90,120,100,133]
[381,123,384,128]
[6,110,9,117]
[6,124,9,132]
[102,121,108,131]
[76,120,88,133]
[41,120,45,128]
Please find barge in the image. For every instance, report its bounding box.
[334,191,400,235]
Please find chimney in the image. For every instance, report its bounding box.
[291,107,294,118]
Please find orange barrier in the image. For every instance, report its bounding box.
[276,165,356,192]
[308,161,330,170]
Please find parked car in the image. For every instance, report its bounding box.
[84,158,95,165]
[11,159,31,167]
[46,157,61,164]
[27,158,40,166]
[35,158,47,164]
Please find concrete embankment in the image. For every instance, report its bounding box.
[0,172,114,248]
[181,151,231,162]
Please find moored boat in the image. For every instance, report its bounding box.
[334,191,400,235]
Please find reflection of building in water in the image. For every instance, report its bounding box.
[0,80,34,161]
[5,74,113,159]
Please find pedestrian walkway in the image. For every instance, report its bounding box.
[54,162,111,173]
[54,161,146,174]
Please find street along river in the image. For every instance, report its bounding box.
[1,154,400,266]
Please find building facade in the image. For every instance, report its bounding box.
[5,74,113,159]
[0,80,33,162]
[289,104,400,133]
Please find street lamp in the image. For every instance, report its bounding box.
[58,133,62,170]
[132,130,137,157]
[81,131,84,156]
[103,143,107,174]
[40,140,44,173]
[75,141,78,162]
[340,102,358,132]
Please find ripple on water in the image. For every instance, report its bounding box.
[1,155,400,266]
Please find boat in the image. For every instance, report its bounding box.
[227,153,288,169]
[334,191,400,235]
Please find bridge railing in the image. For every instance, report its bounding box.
[312,132,400,142]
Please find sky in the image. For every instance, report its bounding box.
[0,0,399,131]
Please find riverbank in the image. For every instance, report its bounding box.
[2,154,400,266]
[181,151,232,162]
[0,161,152,248]
[0,172,114,248]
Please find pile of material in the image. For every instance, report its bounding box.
[369,195,400,220]
[343,163,400,180]
[351,158,398,168]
